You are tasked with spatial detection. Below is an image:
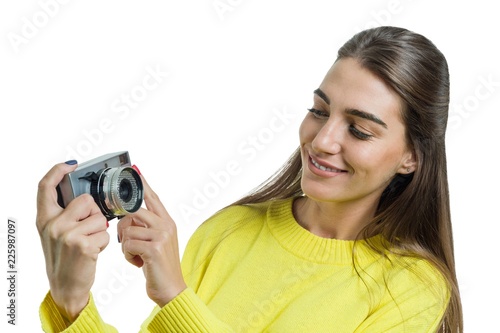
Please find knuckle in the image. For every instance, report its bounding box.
[158,228,176,244]
[61,231,79,247]
[37,177,50,192]
[103,232,110,245]
[124,225,133,234]
[122,239,133,254]
[38,164,64,190]
[45,220,62,240]
[96,214,107,226]
[35,216,46,233]
[65,232,93,254]
[121,226,133,241]
[79,240,93,255]
[157,231,169,243]
[78,193,96,206]
[150,241,164,256]
[164,221,177,234]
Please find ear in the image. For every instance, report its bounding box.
[398,149,417,174]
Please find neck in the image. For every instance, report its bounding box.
[293,196,378,240]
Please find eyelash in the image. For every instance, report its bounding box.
[308,108,328,119]
[307,108,373,141]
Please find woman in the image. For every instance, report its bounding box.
[37,26,463,332]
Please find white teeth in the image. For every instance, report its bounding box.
[311,158,343,172]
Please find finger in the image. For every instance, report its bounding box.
[117,213,146,229]
[86,230,111,253]
[64,194,103,224]
[71,207,108,236]
[117,214,147,243]
[121,225,161,243]
[128,208,176,232]
[47,198,107,241]
[37,161,79,224]
[63,228,111,258]
[121,226,178,255]
[133,167,171,220]
[122,239,147,268]
[120,225,173,268]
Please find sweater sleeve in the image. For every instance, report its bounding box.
[143,205,262,332]
[145,288,233,333]
[142,206,255,332]
[39,291,118,333]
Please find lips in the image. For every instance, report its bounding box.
[308,154,348,175]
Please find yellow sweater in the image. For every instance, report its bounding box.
[40,198,449,332]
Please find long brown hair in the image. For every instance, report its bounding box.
[231,26,463,332]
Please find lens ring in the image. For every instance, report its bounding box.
[99,167,144,218]
[113,168,143,212]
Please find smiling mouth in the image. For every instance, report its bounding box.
[310,157,347,173]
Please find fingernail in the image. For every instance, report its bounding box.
[131,164,141,176]
[65,160,78,165]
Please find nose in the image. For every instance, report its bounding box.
[311,118,342,155]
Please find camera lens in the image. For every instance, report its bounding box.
[94,167,143,219]
[119,178,133,203]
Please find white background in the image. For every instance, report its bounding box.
[1,0,499,332]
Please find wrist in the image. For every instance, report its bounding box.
[50,290,90,323]
[153,282,188,308]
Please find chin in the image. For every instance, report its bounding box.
[300,179,342,203]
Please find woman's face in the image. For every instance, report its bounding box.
[299,57,415,206]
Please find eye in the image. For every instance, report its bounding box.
[308,108,329,119]
[349,124,373,140]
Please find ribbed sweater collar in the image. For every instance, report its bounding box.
[266,197,382,265]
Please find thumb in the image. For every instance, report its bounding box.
[37,160,78,225]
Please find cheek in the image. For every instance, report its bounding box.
[299,115,319,144]
[298,115,311,143]
[352,144,404,176]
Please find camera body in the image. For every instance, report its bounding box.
[57,151,144,220]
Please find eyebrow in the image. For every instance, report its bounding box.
[313,88,388,129]
[345,108,388,129]
[314,88,330,105]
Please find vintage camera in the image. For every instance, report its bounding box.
[57,151,144,220]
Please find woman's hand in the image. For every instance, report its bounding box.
[36,162,110,322]
[117,168,187,308]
